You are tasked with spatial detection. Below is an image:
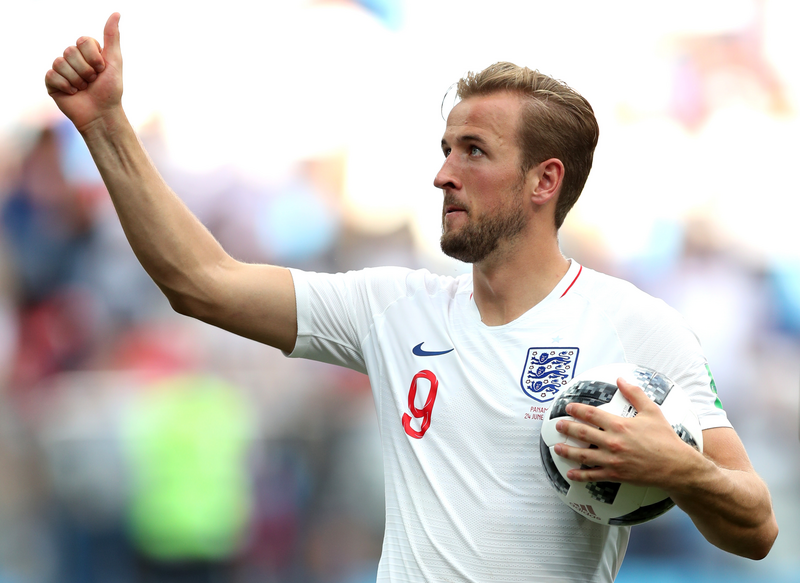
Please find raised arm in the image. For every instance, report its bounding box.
[554,379,778,559]
[44,14,297,352]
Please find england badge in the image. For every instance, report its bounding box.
[520,347,579,402]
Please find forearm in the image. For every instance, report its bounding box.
[80,107,229,313]
[669,450,778,559]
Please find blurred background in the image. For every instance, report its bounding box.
[1,0,799,581]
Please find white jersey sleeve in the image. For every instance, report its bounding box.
[288,266,458,373]
[573,268,731,430]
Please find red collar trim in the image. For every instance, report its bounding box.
[560,265,583,298]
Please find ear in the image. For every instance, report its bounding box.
[529,158,565,206]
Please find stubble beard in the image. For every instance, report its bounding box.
[440,188,527,264]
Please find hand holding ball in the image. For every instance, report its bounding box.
[539,363,703,525]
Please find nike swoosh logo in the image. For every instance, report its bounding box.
[412,342,454,357]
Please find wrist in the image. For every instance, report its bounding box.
[665,445,722,500]
[77,105,129,140]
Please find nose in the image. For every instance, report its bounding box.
[433,156,461,191]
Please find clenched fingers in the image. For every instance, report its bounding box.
[63,46,95,85]
[46,37,105,95]
[76,36,105,73]
[48,57,82,94]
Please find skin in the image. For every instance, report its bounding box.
[433,92,777,559]
[46,13,777,561]
[556,379,777,559]
[44,14,298,353]
[435,91,569,326]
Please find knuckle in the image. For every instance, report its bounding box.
[607,418,624,433]
[53,56,65,69]
[63,45,77,59]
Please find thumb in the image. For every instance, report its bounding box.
[102,12,122,64]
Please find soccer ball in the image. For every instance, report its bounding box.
[539,363,703,526]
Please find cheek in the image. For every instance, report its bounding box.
[469,167,521,206]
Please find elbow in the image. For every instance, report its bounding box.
[158,282,205,320]
[164,290,209,321]
[733,512,779,560]
[166,293,193,317]
[154,271,217,321]
[748,519,779,561]
[155,281,192,317]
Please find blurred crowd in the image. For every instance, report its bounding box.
[0,109,797,583]
[0,118,396,583]
[1,1,800,579]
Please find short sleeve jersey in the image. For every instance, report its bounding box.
[287,260,730,583]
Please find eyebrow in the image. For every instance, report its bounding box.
[441,134,490,149]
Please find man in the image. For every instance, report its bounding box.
[45,13,777,582]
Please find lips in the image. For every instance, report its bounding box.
[443,195,468,215]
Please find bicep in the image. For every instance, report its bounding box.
[191,258,298,353]
[701,427,754,473]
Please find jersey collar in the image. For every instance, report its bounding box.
[466,259,584,327]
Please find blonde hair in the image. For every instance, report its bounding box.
[456,62,599,228]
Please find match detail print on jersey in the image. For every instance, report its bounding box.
[520,348,580,402]
[402,370,439,439]
[412,342,455,357]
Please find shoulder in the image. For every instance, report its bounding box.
[570,265,729,427]
[571,266,684,326]
[292,265,470,309]
[570,265,702,359]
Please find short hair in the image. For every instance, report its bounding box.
[456,62,599,229]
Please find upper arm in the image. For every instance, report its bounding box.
[177,257,298,354]
[702,427,755,473]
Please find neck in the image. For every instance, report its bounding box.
[471,233,570,326]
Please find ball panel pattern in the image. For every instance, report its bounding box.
[548,380,618,419]
[539,363,703,526]
[586,481,621,505]
[539,436,570,495]
[640,370,673,405]
[607,496,676,526]
[672,423,700,451]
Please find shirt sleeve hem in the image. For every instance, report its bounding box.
[282,268,310,359]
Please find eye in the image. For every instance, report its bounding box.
[443,147,451,158]
[469,146,484,156]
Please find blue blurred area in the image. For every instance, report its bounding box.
[771,262,800,336]
[355,0,403,29]
[617,558,800,583]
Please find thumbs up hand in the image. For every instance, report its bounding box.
[45,13,124,133]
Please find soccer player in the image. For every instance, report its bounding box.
[45,14,777,582]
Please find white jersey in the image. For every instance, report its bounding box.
[287,260,730,583]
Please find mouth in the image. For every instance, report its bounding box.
[443,196,468,215]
